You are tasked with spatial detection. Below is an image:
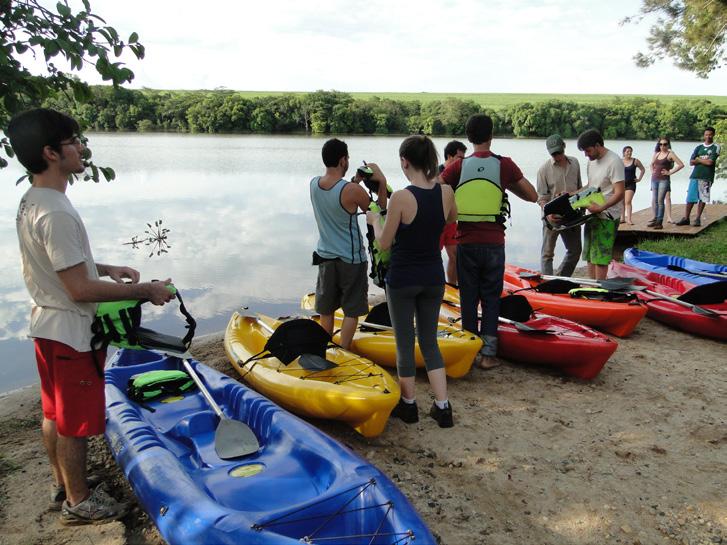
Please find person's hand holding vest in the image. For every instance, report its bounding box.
[145,279,175,305]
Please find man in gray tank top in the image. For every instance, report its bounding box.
[309,138,387,349]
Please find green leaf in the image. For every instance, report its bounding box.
[90,164,99,182]
[128,32,139,43]
[4,144,15,158]
[57,2,71,17]
[0,157,7,168]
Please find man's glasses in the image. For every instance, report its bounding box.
[59,136,82,147]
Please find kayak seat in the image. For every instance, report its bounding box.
[136,327,188,354]
[499,294,533,322]
[360,302,392,332]
[264,319,331,364]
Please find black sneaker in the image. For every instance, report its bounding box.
[429,402,454,428]
[675,217,690,226]
[391,399,418,424]
[646,218,658,226]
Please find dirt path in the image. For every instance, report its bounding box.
[1,316,725,545]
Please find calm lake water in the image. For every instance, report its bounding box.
[0,133,703,393]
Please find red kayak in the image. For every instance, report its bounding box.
[441,289,618,380]
[502,265,648,337]
[609,261,727,341]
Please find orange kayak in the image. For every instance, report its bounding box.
[499,265,648,337]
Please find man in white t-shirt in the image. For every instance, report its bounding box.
[8,109,175,525]
[576,129,625,280]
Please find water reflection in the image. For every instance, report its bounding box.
[0,133,700,393]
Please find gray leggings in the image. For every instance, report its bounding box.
[386,284,446,378]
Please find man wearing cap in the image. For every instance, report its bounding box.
[536,134,583,276]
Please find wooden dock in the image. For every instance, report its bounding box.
[617,203,727,238]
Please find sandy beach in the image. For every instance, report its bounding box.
[0,314,725,545]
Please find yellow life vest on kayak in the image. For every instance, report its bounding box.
[454,155,510,224]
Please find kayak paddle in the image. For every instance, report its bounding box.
[518,271,721,318]
[441,299,553,334]
[156,346,260,459]
[665,264,727,280]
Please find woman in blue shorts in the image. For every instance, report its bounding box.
[648,137,684,229]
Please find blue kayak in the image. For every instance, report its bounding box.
[105,349,434,545]
[623,248,727,286]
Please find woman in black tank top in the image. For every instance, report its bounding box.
[649,137,685,228]
[367,135,458,428]
[620,145,645,224]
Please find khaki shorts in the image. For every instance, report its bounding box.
[582,217,619,266]
[315,260,369,317]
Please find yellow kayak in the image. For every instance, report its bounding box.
[301,293,482,379]
[224,312,400,438]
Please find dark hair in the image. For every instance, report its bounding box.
[654,136,671,152]
[622,145,633,155]
[576,129,603,150]
[399,135,439,180]
[705,126,716,134]
[321,138,348,168]
[443,140,466,159]
[6,108,80,174]
[465,114,493,145]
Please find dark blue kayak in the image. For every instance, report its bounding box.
[623,248,727,286]
[105,349,434,545]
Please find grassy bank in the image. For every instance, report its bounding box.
[229,91,727,108]
[632,220,727,264]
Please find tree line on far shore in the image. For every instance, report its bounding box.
[42,87,725,141]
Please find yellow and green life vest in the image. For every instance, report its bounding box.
[454,155,510,224]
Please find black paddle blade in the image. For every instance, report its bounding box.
[298,353,337,371]
[678,281,727,305]
[265,319,331,364]
[215,418,259,459]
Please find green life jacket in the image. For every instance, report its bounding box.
[568,287,637,303]
[364,183,393,288]
[569,187,605,210]
[90,287,196,375]
[127,370,197,411]
[455,155,510,224]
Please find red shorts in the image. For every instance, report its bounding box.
[34,339,107,437]
[439,222,458,249]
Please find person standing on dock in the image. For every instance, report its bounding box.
[648,137,684,230]
[440,114,538,370]
[620,145,645,225]
[536,134,583,277]
[576,129,625,280]
[309,138,388,350]
[677,127,720,227]
[438,140,467,285]
[7,108,175,525]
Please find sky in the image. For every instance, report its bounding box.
[22,0,727,96]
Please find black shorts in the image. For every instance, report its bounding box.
[625,181,637,192]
